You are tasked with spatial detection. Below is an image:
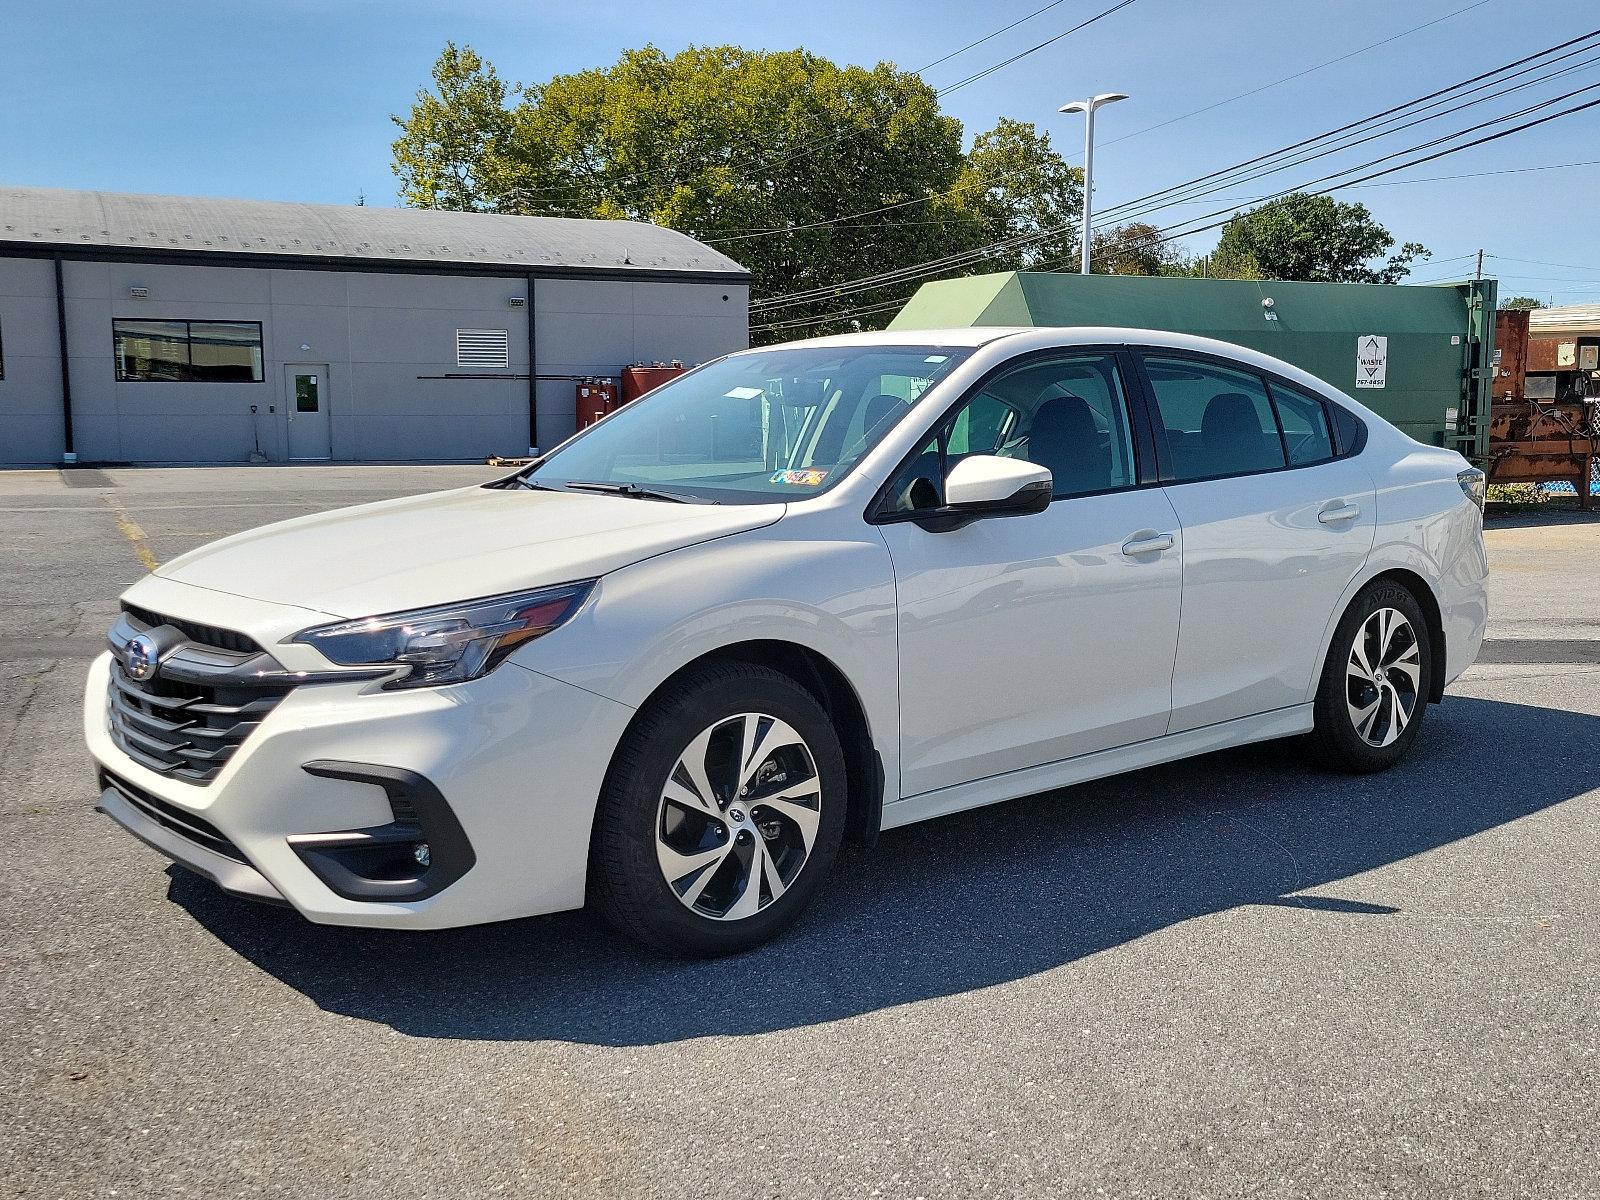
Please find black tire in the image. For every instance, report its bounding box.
[588,661,848,957]
[1307,579,1433,773]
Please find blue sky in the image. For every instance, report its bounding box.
[3,0,1599,302]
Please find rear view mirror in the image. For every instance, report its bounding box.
[918,455,1052,532]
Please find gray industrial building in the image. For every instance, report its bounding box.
[0,186,749,465]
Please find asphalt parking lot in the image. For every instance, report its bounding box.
[2,465,1595,1199]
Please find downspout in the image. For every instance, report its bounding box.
[54,254,76,463]
[526,274,539,456]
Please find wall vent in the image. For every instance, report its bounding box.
[456,328,510,368]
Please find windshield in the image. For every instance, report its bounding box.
[523,345,971,503]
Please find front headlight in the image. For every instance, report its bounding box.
[294,581,594,689]
[1457,467,1487,511]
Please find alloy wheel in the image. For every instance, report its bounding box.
[654,713,822,921]
[1346,607,1422,748]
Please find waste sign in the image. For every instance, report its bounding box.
[1356,335,1388,390]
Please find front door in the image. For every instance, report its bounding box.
[878,350,1183,798]
[285,365,331,460]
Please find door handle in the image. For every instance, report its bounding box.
[1318,500,1361,524]
[1122,531,1174,556]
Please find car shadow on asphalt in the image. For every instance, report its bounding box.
[169,695,1595,1047]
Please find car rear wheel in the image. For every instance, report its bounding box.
[1308,580,1433,773]
[588,661,847,956]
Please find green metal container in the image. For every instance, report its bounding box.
[888,271,1497,456]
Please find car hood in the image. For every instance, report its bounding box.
[155,485,784,617]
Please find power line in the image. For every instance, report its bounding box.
[913,0,1076,75]
[1101,0,1497,148]
[1488,252,1600,272]
[1344,156,1600,188]
[1088,31,1600,228]
[717,0,1502,248]
[752,43,1592,308]
[1077,89,1600,270]
[1087,51,1600,237]
[931,0,1140,96]
[751,33,1600,313]
[753,76,1600,325]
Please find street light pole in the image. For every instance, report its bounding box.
[1058,92,1127,274]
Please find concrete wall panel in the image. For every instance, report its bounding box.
[0,256,66,464]
[537,278,633,315]
[2,255,746,464]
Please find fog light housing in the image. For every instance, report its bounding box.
[287,762,475,902]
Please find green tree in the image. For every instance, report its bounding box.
[1090,221,1186,276]
[392,44,1082,337]
[951,119,1082,269]
[1188,246,1264,280]
[1499,295,1546,310]
[1212,193,1428,284]
[391,44,517,211]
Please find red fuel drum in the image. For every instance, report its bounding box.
[575,379,618,430]
[621,362,687,404]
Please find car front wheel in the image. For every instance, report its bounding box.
[589,661,847,956]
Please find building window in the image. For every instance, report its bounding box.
[113,319,263,382]
[457,328,510,368]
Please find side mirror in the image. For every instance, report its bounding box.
[918,455,1052,531]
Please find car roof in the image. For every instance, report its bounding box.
[762,326,1272,357]
[764,327,1033,349]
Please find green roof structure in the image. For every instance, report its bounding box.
[889,271,1497,454]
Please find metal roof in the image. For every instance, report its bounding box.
[0,185,747,278]
[1528,304,1600,337]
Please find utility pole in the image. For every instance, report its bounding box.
[1058,93,1127,275]
[1475,248,1483,280]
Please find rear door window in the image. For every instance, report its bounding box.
[1140,355,1286,481]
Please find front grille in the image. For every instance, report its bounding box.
[121,603,260,654]
[100,769,246,862]
[106,607,294,785]
[107,661,290,784]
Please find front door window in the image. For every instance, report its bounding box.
[885,352,1138,512]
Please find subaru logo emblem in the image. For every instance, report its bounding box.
[124,634,159,681]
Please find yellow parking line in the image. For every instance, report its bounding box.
[107,502,160,573]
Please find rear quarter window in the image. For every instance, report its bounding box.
[1328,401,1367,456]
[1267,380,1337,466]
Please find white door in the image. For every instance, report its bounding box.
[1137,352,1377,732]
[878,351,1183,798]
[285,365,332,460]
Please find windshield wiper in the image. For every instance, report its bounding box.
[562,480,695,503]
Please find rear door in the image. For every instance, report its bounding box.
[1135,351,1376,733]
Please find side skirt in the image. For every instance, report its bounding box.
[880,704,1315,831]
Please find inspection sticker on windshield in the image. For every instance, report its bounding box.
[770,469,829,487]
[724,386,765,399]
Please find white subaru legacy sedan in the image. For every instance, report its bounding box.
[86,327,1488,955]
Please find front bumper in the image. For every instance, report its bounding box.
[85,639,635,929]
[97,771,288,905]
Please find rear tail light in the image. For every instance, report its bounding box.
[1457,468,1486,510]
